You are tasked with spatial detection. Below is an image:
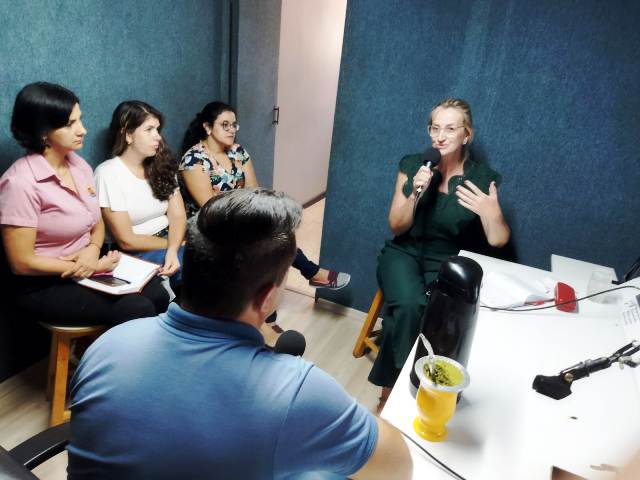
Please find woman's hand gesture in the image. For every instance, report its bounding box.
[455,180,503,219]
[456,180,510,247]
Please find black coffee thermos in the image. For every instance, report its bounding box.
[409,256,483,389]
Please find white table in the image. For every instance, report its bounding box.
[381,251,640,479]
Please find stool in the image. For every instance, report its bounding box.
[352,289,384,358]
[39,322,106,426]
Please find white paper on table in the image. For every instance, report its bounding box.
[480,271,555,309]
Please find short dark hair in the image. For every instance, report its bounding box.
[182,188,301,319]
[181,101,236,155]
[11,82,80,153]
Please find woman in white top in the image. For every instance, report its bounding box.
[95,101,187,288]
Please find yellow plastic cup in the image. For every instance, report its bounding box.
[413,355,470,442]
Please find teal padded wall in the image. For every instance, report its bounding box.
[0,0,227,171]
[0,0,228,381]
[319,0,640,311]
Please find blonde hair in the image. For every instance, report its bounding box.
[429,98,474,161]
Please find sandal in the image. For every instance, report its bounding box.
[309,271,351,290]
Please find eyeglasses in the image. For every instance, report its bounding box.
[217,121,240,132]
[428,125,464,138]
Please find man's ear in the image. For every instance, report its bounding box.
[253,282,278,319]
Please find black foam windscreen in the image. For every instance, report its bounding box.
[422,147,441,168]
[532,375,572,400]
[273,330,306,357]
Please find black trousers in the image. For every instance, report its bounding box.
[13,276,169,326]
[292,248,319,279]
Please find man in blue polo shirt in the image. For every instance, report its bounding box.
[67,188,412,479]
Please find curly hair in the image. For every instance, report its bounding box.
[109,100,178,201]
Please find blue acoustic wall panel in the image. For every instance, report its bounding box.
[319,0,640,311]
[0,0,227,381]
[0,0,226,171]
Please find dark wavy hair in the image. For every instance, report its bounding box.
[181,101,236,155]
[110,100,178,201]
[11,82,80,154]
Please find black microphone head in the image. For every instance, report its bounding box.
[274,330,306,357]
[532,374,572,400]
[422,147,441,168]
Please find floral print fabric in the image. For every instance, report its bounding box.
[178,143,251,218]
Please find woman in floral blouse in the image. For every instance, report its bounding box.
[179,102,351,336]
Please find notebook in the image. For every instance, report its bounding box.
[75,253,159,295]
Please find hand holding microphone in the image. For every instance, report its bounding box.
[413,167,434,196]
[414,147,441,197]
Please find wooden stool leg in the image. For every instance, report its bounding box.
[50,333,71,427]
[46,332,58,401]
[353,289,384,358]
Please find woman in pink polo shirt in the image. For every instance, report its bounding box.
[0,82,169,325]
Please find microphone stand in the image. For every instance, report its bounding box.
[532,341,639,399]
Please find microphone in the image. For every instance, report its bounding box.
[273,330,306,357]
[532,374,574,400]
[532,357,611,400]
[532,341,639,399]
[416,148,441,195]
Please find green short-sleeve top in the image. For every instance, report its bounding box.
[388,153,502,282]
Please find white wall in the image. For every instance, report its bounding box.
[273,0,347,205]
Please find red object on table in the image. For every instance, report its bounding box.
[555,282,577,312]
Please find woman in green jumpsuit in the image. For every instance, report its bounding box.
[370,99,511,410]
